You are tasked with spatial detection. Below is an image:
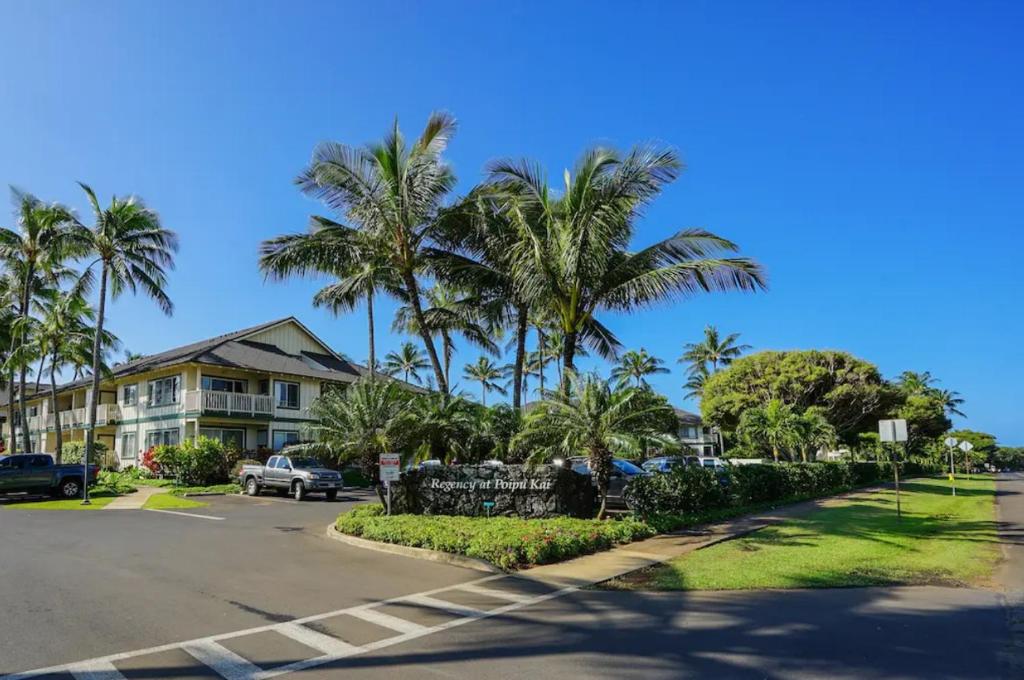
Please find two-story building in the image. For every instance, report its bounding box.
[674,407,721,456]
[1,317,369,466]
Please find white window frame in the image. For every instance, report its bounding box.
[121,432,137,460]
[145,428,180,448]
[275,381,299,409]
[122,384,138,406]
[147,376,180,408]
[272,430,299,451]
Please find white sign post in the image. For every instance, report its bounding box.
[879,419,908,519]
[944,436,959,496]
[379,453,401,516]
[958,440,974,479]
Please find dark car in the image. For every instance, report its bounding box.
[568,457,650,510]
[0,454,99,499]
[641,455,702,473]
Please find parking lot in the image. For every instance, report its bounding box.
[0,491,487,675]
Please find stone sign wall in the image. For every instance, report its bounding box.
[389,464,595,519]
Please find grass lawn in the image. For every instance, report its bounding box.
[2,492,119,510]
[143,493,209,510]
[605,475,1000,591]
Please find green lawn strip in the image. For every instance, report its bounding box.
[132,478,177,488]
[2,492,119,510]
[605,475,999,591]
[143,493,209,510]
[336,504,655,570]
[168,483,241,496]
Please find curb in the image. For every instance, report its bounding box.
[325,524,500,574]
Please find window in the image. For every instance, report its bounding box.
[256,429,269,449]
[275,381,299,409]
[122,384,138,406]
[199,428,245,450]
[28,405,38,418]
[121,433,137,460]
[0,457,26,469]
[147,376,180,407]
[258,379,270,395]
[274,456,291,469]
[272,430,299,451]
[29,456,50,467]
[145,428,179,448]
[201,376,247,393]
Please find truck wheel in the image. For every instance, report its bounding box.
[325,490,338,501]
[58,478,81,499]
[293,481,306,501]
[245,477,261,497]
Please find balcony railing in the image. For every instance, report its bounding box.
[14,403,121,432]
[185,390,273,417]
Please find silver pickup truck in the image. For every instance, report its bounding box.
[238,454,343,501]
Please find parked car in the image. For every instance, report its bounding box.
[238,454,344,501]
[568,456,650,510]
[641,455,701,473]
[0,454,99,499]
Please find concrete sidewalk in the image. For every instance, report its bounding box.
[103,485,168,510]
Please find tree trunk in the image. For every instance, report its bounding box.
[512,305,527,410]
[35,355,46,393]
[561,329,577,395]
[84,264,109,502]
[772,445,780,463]
[402,272,448,395]
[366,291,376,378]
[481,383,486,407]
[800,446,808,463]
[442,333,452,388]
[18,262,34,452]
[6,371,15,453]
[50,351,63,463]
[536,326,545,397]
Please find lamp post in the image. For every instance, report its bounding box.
[944,436,959,496]
[959,440,974,479]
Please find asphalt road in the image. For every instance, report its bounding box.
[2,474,1022,679]
[0,490,481,674]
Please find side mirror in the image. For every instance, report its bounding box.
[283,465,292,471]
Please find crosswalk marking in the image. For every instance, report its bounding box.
[402,594,487,618]
[346,606,430,635]
[183,640,263,680]
[452,582,534,603]
[69,659,126,680]
[276,622,363,657]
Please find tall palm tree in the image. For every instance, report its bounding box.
[462,356,508,406]
[896,370,937,394]
[682,365,709,400]
[393,285,497,388]
[0,190,78,451]
[259,216,399,378]
[611,349,670,388]
[297,113,457,394]
[489,146,764,393]
[738,399,800,462]
[513,373,676,518]
[74,184,178,499]
[680,325,751,375]
[383,342,429,384]
[793,407,837,463]
[0,270,17,452]
[937,388,966,418]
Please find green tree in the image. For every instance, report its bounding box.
[383,342,429,385]
[74,184,179,488]
[793,406,837,463]
[260,216,399,378]
[489,146,764,392]
[462,356,508,406]
[682,365,709,400]
[611,349,670,388]
[297,114,457,394]
[680,325,750,374]
[405,392,479,463]
[737,399,801,462]
[513,373,677,518]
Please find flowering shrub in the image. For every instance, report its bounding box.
[141,447,162,476]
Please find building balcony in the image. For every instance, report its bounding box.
[184,390,273,418]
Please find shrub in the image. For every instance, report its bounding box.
[174,436,230,486]
[141,447,162,476]
[95,470,137,495]
[231,458,261,479]
[625,467,726,518]
[61,441,116,469]
[336,505,655,570]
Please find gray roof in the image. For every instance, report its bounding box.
[674,407,703,425]
[22,317,372,400]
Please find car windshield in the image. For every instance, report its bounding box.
[613,459,645,475]
[289,457,323,468]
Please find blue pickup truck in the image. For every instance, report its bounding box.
[0,454,99,499]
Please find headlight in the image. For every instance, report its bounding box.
[309,473,320,480]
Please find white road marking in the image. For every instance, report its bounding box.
[0,574,574,680]
[403,593,487,618]
[276,622,362,656]
[145,508,225,521]
[183,640,263,680]
[452,582,534,603]
[346,606,429,635]
[68,659,126,680]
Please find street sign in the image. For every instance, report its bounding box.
[380,450,399,483]
[878,419,908,443]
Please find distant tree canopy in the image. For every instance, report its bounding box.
[701,350,897,445]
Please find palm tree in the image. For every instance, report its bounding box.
[74,184,178,499]
[122,349,144,364]
[383,342,429,385]
[682,365,709,400]
[513,373,677,518]
[462,357,508,406]
[489,146,764,393]
[793,407,837,463]
[896,371,937,394]
[937,388,966,418]
[0,190,79,451]
[0,271,17,452]
[611,349,670,388]
[405,392,479,462]
[679,325,750,375]
[293,377,412,504]
[738,399,800,462]
[297,113,457,394]
[259,216,399,378]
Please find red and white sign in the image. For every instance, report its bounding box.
[379,453,401,482]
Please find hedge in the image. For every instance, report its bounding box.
[625,460,940,521]
[336,504,655,570]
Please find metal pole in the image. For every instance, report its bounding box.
[949,445,956,496]
[893,442,901,520]
[386,480,391,516]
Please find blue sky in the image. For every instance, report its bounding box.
[1,1,1022,442]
